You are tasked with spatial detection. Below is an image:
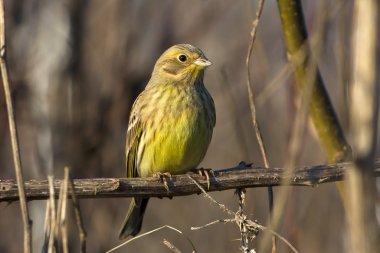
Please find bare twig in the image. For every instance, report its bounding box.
[245,1,275,251]
[106,225,197,253]
[246,0,270,173]
[68,170,87,253]
[1,161,380,201]
[237,189,251,252]
[191,219,234,230]
[0,1,31,252]
[187,175,299,253]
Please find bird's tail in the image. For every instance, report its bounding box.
[118,197,149,239]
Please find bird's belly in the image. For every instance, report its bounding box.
[138,110,211,178]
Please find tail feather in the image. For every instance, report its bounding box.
[119,198,149,239]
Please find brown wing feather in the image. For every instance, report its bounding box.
[125,97,144,178]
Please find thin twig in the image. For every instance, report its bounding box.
[106,225,197,253]
[186,175,235,217]
[162,239,182,253]
[237,189,250,252]
[191,219,234,230]
[0,1,31,252]
[246,0,269,173]
[245,1,275,252]
[68,170,87,253]
[187,175,299,253]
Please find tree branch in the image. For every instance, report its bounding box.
[1,161,380,202]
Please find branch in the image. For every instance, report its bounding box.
[277,0,351,163]
[1,161,380,202]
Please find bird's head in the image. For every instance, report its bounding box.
[151,44,212,85]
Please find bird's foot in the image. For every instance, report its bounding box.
[153,172,172,192]
[191,168,214,190]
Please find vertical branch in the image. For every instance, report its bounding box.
[276,0,352,239]
[347,0,380,252]
[245,0,276,252]
[0,1,31,253]
[276,0,351,163]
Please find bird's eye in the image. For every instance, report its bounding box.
[178,54,187,62]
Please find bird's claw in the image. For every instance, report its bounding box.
[192,168,214,190]
[153,172,172,192]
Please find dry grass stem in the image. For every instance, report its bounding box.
[162,239,182,253]
[68,170,87,253]
[42,201,51,253]
[55,172,66,241]
[0,1,31,252]
[42,169,79,253]
[106,225,197,253]
[47,176,57,253]
[60,168,70,253]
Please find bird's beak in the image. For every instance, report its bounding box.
[194,56,212,68]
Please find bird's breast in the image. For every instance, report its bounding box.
[137,87,213,178]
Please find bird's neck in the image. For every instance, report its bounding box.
[148,70,205,89]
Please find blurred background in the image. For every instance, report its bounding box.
[0,0,379,252]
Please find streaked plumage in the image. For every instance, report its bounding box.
[119,44,216,239]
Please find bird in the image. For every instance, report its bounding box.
[119,44,216,239]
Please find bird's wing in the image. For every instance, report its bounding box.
[125,99,144,178]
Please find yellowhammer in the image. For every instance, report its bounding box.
[119,44,216,239]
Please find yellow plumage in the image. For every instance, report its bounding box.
[119,44,215,239]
